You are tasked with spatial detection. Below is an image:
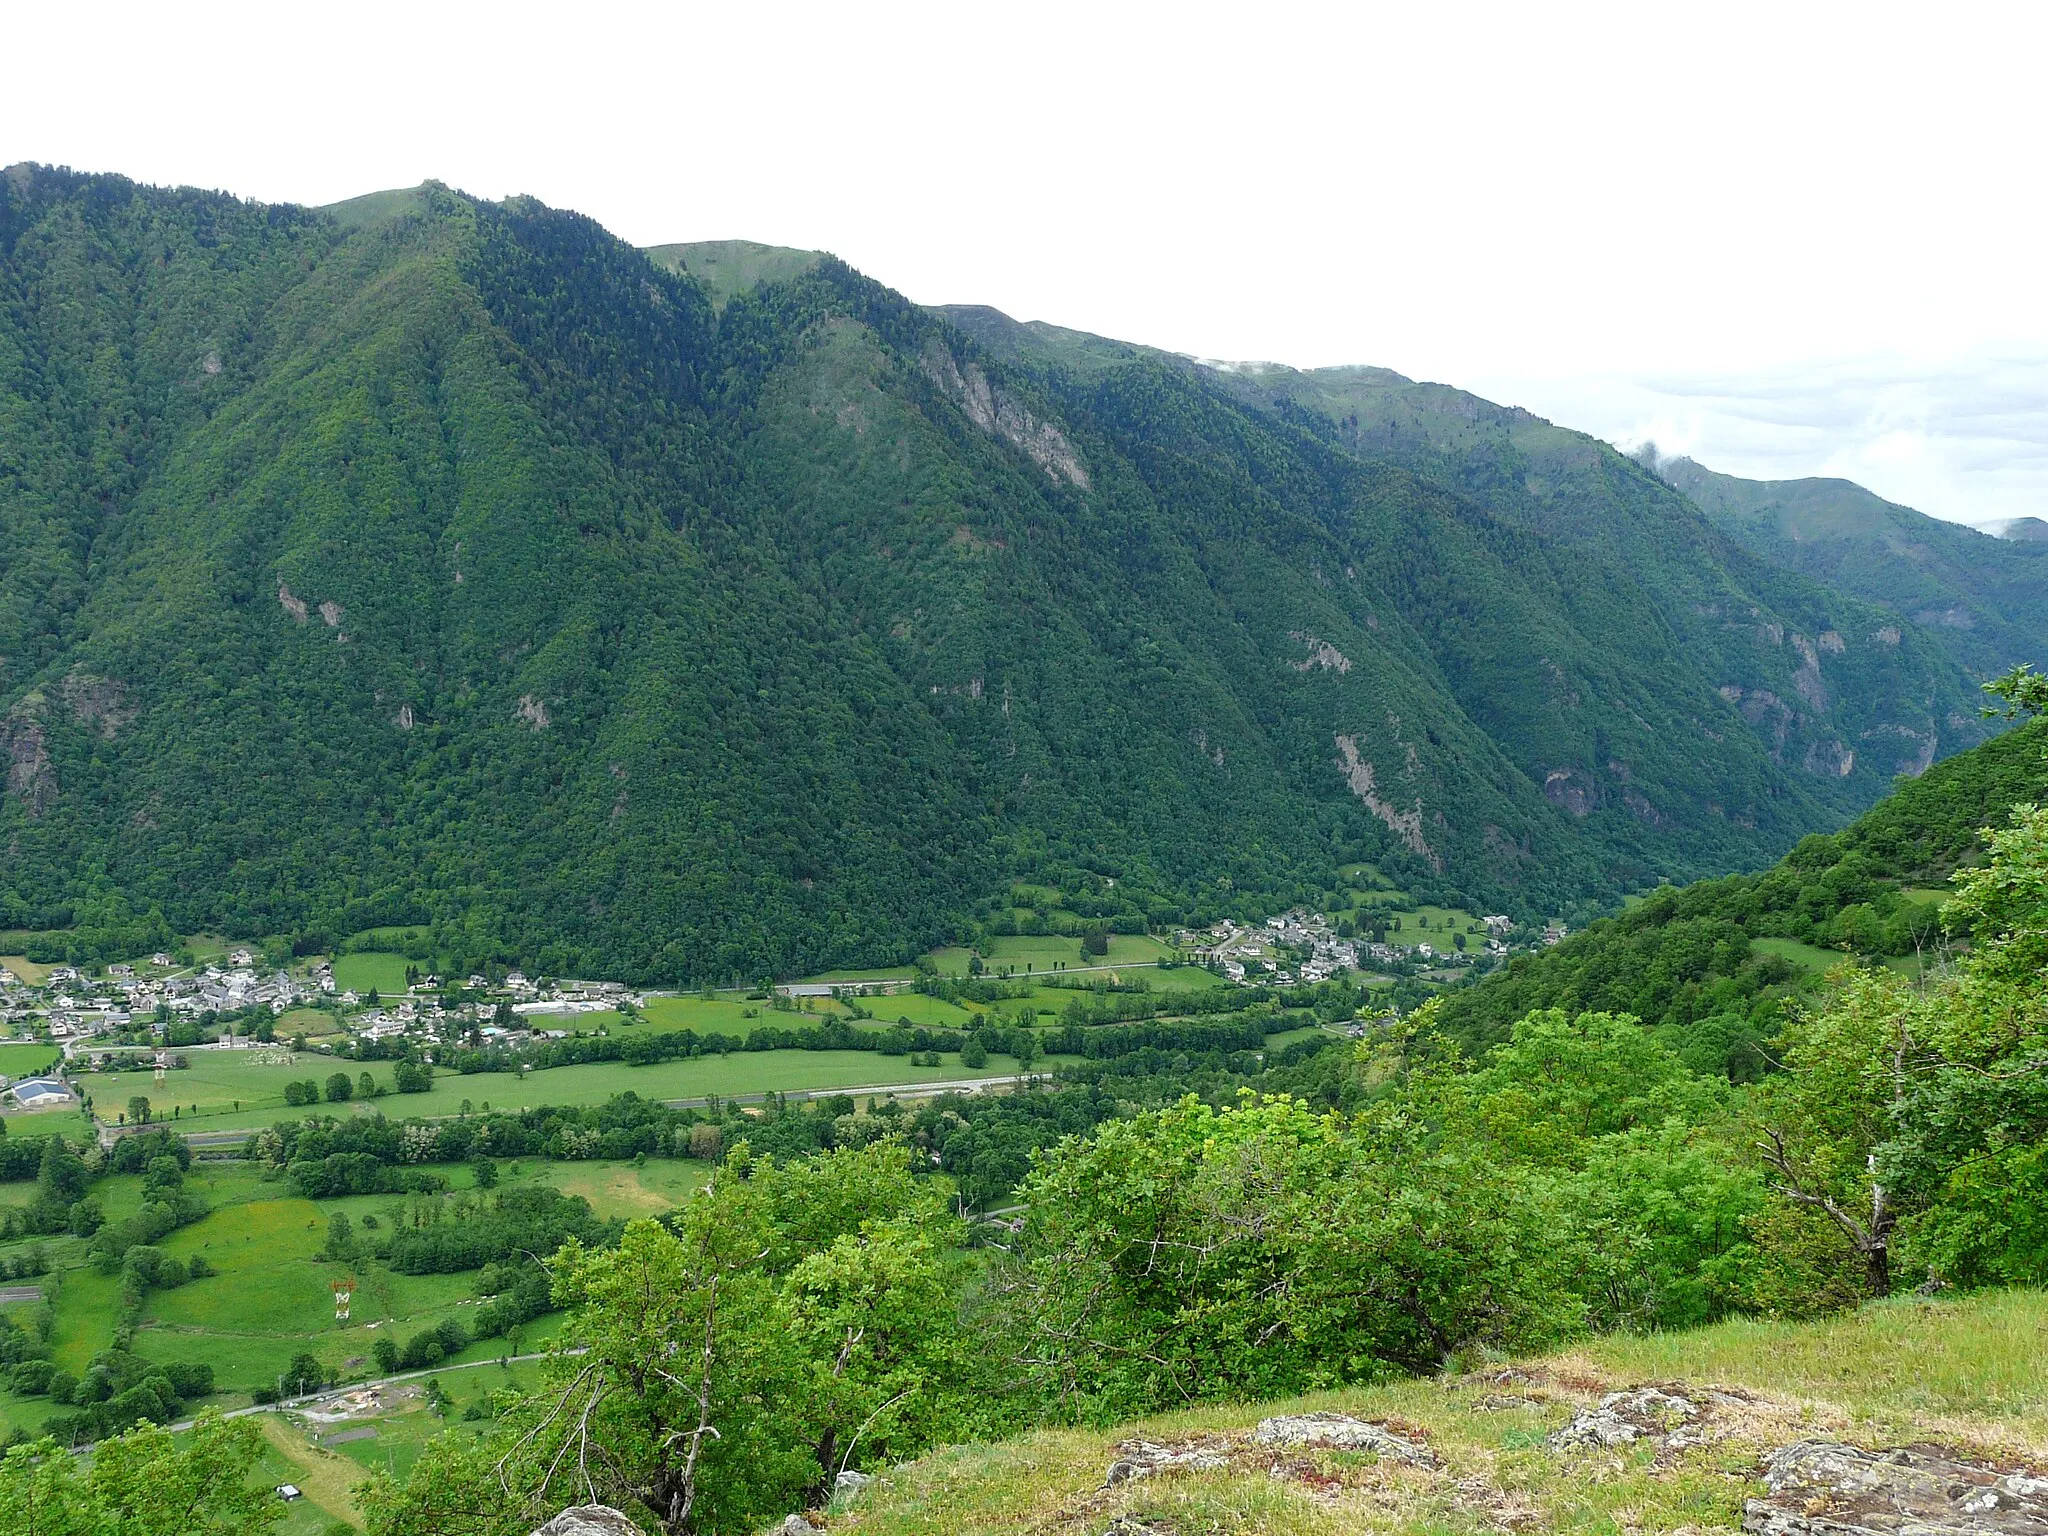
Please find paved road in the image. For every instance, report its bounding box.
[79,1349,586,1448]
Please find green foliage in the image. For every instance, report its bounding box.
[362,1142,999,1536]
[1010,1093,1581,1418]
[0,1414,279,1535]
[0,166,1999,983]
[1438,718,2048,1063]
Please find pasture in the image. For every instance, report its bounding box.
[331,951,419,995]
[0,1153,680,1439]
[0,1042,62,1079]
[101,1046,1040,1135]
[1752,935,1848,974]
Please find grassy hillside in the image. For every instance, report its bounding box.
[0,165,2007,984]
[819,1290,2047,1536]
[643,237,824,304]
[1658,453,2048,680]
[1434,714,2048,1066]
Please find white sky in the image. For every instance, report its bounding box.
[9,0,2045,523]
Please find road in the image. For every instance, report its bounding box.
[70,1349,589,1450]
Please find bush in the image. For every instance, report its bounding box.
[163,1360,213,1398]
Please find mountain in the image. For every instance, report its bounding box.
[1433,712,2048,1069]
[944,313,1995,803]
[1977,514,2048,542]
[0,166,2003,981]
[1649,455,2048,678]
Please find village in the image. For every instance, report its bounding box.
[1175,907,1563,987]
[0,948,652,1116]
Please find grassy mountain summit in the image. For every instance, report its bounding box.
[0,166,2014,981]
[1654,453,2048,679]
[643,238,825,305]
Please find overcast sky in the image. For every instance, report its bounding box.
[9,0,2044,524]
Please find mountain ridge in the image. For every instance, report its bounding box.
[0,168,2015,980]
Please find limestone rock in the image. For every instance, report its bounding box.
[1744,1440,2048,1536]
[1549,1387,1700,1450]
[775,1518,823,1536]
[1253,1413,1439,1467]
[833,1469,872,1496]
[532,1508,641,1536]
[1104,1438,1230,1485]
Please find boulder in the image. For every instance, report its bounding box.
[532,1509,641,1536]
[1744,1440,2048,1536]
[833,1469,873,1496]
[1549,1387,1701,1451]
[775,1518,823,1536]
[1104,1438,1231,1486]
[1253,1413,1439,1468]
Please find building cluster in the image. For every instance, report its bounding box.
[1174,907,1555,986]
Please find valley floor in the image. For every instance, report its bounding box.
[820,1289,2046,1536]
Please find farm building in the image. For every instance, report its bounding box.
[8,1079,73,1109]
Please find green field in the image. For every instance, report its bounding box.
[928,934,1175,976]
[1753,936,1850,974]
[0,1154,716,1441]
[86,1047,1041,1135]
[331,951,420,994]
[0,1042,62,1080]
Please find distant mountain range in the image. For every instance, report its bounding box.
[0,168,2033,980]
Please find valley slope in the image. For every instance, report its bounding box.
[0,169,2011,982]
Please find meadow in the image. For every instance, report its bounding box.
[76,1046,1042,1135]
[0,1042,62,1080]
[0,1153,720,1444]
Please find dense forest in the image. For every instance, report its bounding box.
[0,166,2022,981]
[1435,710,2048,1070]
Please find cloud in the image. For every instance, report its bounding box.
[1461,352,2048,527]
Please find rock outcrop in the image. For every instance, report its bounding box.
[1745,1441,2048,1536]
[531,1508,641,1536]
[1549,1386,1705,1450]
[1253,1413,1439,1467]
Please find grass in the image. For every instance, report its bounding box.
[929,934,1175,976]
[0,1154,702,1436]
[0,955,55,986]
[331,952,420,995]
[0,1036,64,1076]
[1753,936,1848,974]
[826,1290,2048,1536]
[146,1049,1041,1134]
[254,1412,369,1530]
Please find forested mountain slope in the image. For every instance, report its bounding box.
[0,167,2004,982]
[1656,453,2048,678]
[1433,713,2048,1067]
[943,310,1996,811]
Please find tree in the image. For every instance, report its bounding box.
[326,1211,356,1261]
[362,1144,986,1536]
[358,1071,378,1099]
[0,1412,281,1536]
[1981,661,2048,719]
[282,1353,325,1397]
[325,1073,354,1103]
[128,1095,153,1126]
